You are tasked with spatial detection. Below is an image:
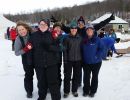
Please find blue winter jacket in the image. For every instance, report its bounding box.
[101,37,117,59]
[105,32,117,40]
[82,36,104,64]
[101,37,117,53]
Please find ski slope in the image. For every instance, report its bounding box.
[0,36,130,100]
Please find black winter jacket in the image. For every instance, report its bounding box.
[63,34,82,62]
[29,30,61,67]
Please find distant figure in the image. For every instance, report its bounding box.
[10,26,17,51]
[105,29,117,40]
[122,27,125,34]
[6,27,10,39]
[101,37,120,60]
[104,29,121,57]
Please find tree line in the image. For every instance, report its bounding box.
[4,0,130,24]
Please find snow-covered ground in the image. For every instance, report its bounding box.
[0,35,130,100]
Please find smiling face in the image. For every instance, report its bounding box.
[53,26,61,35]
[70,28,77,36]
[78,21,85,29]
[17,25,28,37]
[86,28,94,38]
[39,21,48,32]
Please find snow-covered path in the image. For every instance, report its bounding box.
[0,38,130,100]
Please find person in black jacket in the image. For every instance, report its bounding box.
[62,14,115,37]
[14,21,34,98]
[29,19,61,100]
[63,20,82,98]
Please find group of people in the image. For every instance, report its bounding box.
[14,13,123,100]
[98,28,121,60]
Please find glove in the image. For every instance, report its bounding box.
[50,15,58,23]
[23,42,33,53]
[52,30,58,39]
[110,13,115,20]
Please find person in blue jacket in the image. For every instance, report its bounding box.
[82,23,104,97]
[101,37,120,60]
[105,28,117,40]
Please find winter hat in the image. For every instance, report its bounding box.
[70,20,78,29]
[77,16,85,25]
[85,23,94,30]
[39,18,50,27]
[53,22,62,29]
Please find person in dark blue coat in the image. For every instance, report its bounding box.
[82,24,104,97]
[101,37,120,60]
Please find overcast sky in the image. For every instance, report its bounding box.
[0,0,104,14]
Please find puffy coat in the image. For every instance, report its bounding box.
[82,36,104,64]
[63,34,82,62]
[29,30,61,67]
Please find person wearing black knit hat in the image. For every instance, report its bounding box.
[77,16,85,29]
[39,18,50,27]
[29,19,61,100]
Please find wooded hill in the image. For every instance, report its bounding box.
[5,0,130,24]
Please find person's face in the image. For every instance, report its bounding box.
[53,26,61,35]
[39,21,48,32]
[70,28,77,36]
[86,28,94,38]
[78,21,85,29]
[109,30,113,34]
[17,25,28,37]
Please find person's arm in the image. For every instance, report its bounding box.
[14,37,25,56]
[62,24,70,34]
[111,44,117,53]
[96,38,105,58]
[94,14,115,31]
[63,38,68,63]
[43,33,62,52]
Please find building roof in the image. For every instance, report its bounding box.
[91,13,128,24]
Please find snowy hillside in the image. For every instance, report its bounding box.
[0,37,130,100]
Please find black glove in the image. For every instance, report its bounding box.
[110,13,115,20]
[50,15,58,23]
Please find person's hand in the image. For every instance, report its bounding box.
[50,15,58,23]
[23,42,33,53]
[110,13,115,20]
[52,30,58,39]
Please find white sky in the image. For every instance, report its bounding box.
[0,0,104,14]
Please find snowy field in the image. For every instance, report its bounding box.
[0,34,130,100]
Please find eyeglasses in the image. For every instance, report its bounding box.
[39,23,47,27]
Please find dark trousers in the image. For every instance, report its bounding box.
[83,62,102,94]
[23,65,34,94]
[12,40,15,51]
[107,50,113,57]
[64,61,81,93]
[78,64,83,86]
[35,64,61,100]
[57,63,62,87]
